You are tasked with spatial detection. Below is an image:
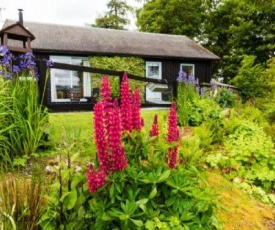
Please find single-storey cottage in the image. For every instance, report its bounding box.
[1,15,219,112]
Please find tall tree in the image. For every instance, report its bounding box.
[136,0,204,37]
[93,0,133,30]
[201,0,275,81]
[136,0,275,82]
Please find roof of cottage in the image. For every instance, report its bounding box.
[2,20,219,60]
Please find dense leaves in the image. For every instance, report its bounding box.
[230,55,265,101]
[136,0,204,37]
[201,0,275,80]
[92,0,133,29]
[136,0,275,83]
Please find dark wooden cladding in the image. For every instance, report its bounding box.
[52,62,172,85]
[34,54,216,112]
[156,59,213,84]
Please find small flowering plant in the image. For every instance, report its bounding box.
[177,70,198,86]
[0,46,49,158]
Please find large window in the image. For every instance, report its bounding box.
[50,56,91,102]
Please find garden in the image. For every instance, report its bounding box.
[0,46,275,229]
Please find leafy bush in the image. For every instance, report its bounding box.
[179,132,205,167]
[255,57,275,123]
[214,88,236,108]
[207,119,275,191]
[176,82,202,126]
[176,80,225,129]
[230,55,265,102]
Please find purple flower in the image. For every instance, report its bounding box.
[26,59,36,68]
[24,52,35,60]
[12,65,21,74]
[177,70,187,82]
[187,75,196,85]
[34,69,40,80]
[1,56,10,67]
[4,72,11,79]
[19,60,26,69]
[46,59,54,67]
[0,46,9,55]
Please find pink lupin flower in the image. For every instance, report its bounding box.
[166,102,179,169]
[120,72,132,132]
[100,76,112,104]
[108,99,128,171]
[93,98,128,173]
[149,114,159,137]
[93,102,112,171]
[86,164,107,193]
[131,87,143,132]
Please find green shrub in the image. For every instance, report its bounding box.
[179,133,205,167]
[230,55,265,102]
[207,119,275,191]
[193,124,214,151]
[214,88,236,108]
[176,82,202,126]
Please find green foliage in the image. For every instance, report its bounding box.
[90,56,145,100]
[0,77,49,169]
[232,103,270,128]
[233,178,275,207]
[179,132,205,167]
[86,165,218,229]
[255,57,275,123]
[136,0,275,82]
[201,0,275,81]
[6,79,49,158]
[176,82,201,126]
[177,82,223,128]
[0,79,14,169]
[136,0,204,38]
[214,88,236,108]
[207,119,275,191]
[41,109,218,229]
[92,0,133,29]
[230,55,265,101]
[39,132,92,229]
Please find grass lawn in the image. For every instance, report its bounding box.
[48,109,169,145]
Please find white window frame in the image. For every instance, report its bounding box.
[146,62,162,79]
[180,63,195,77]
[146,61,162,101]
[50,56,91,102]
